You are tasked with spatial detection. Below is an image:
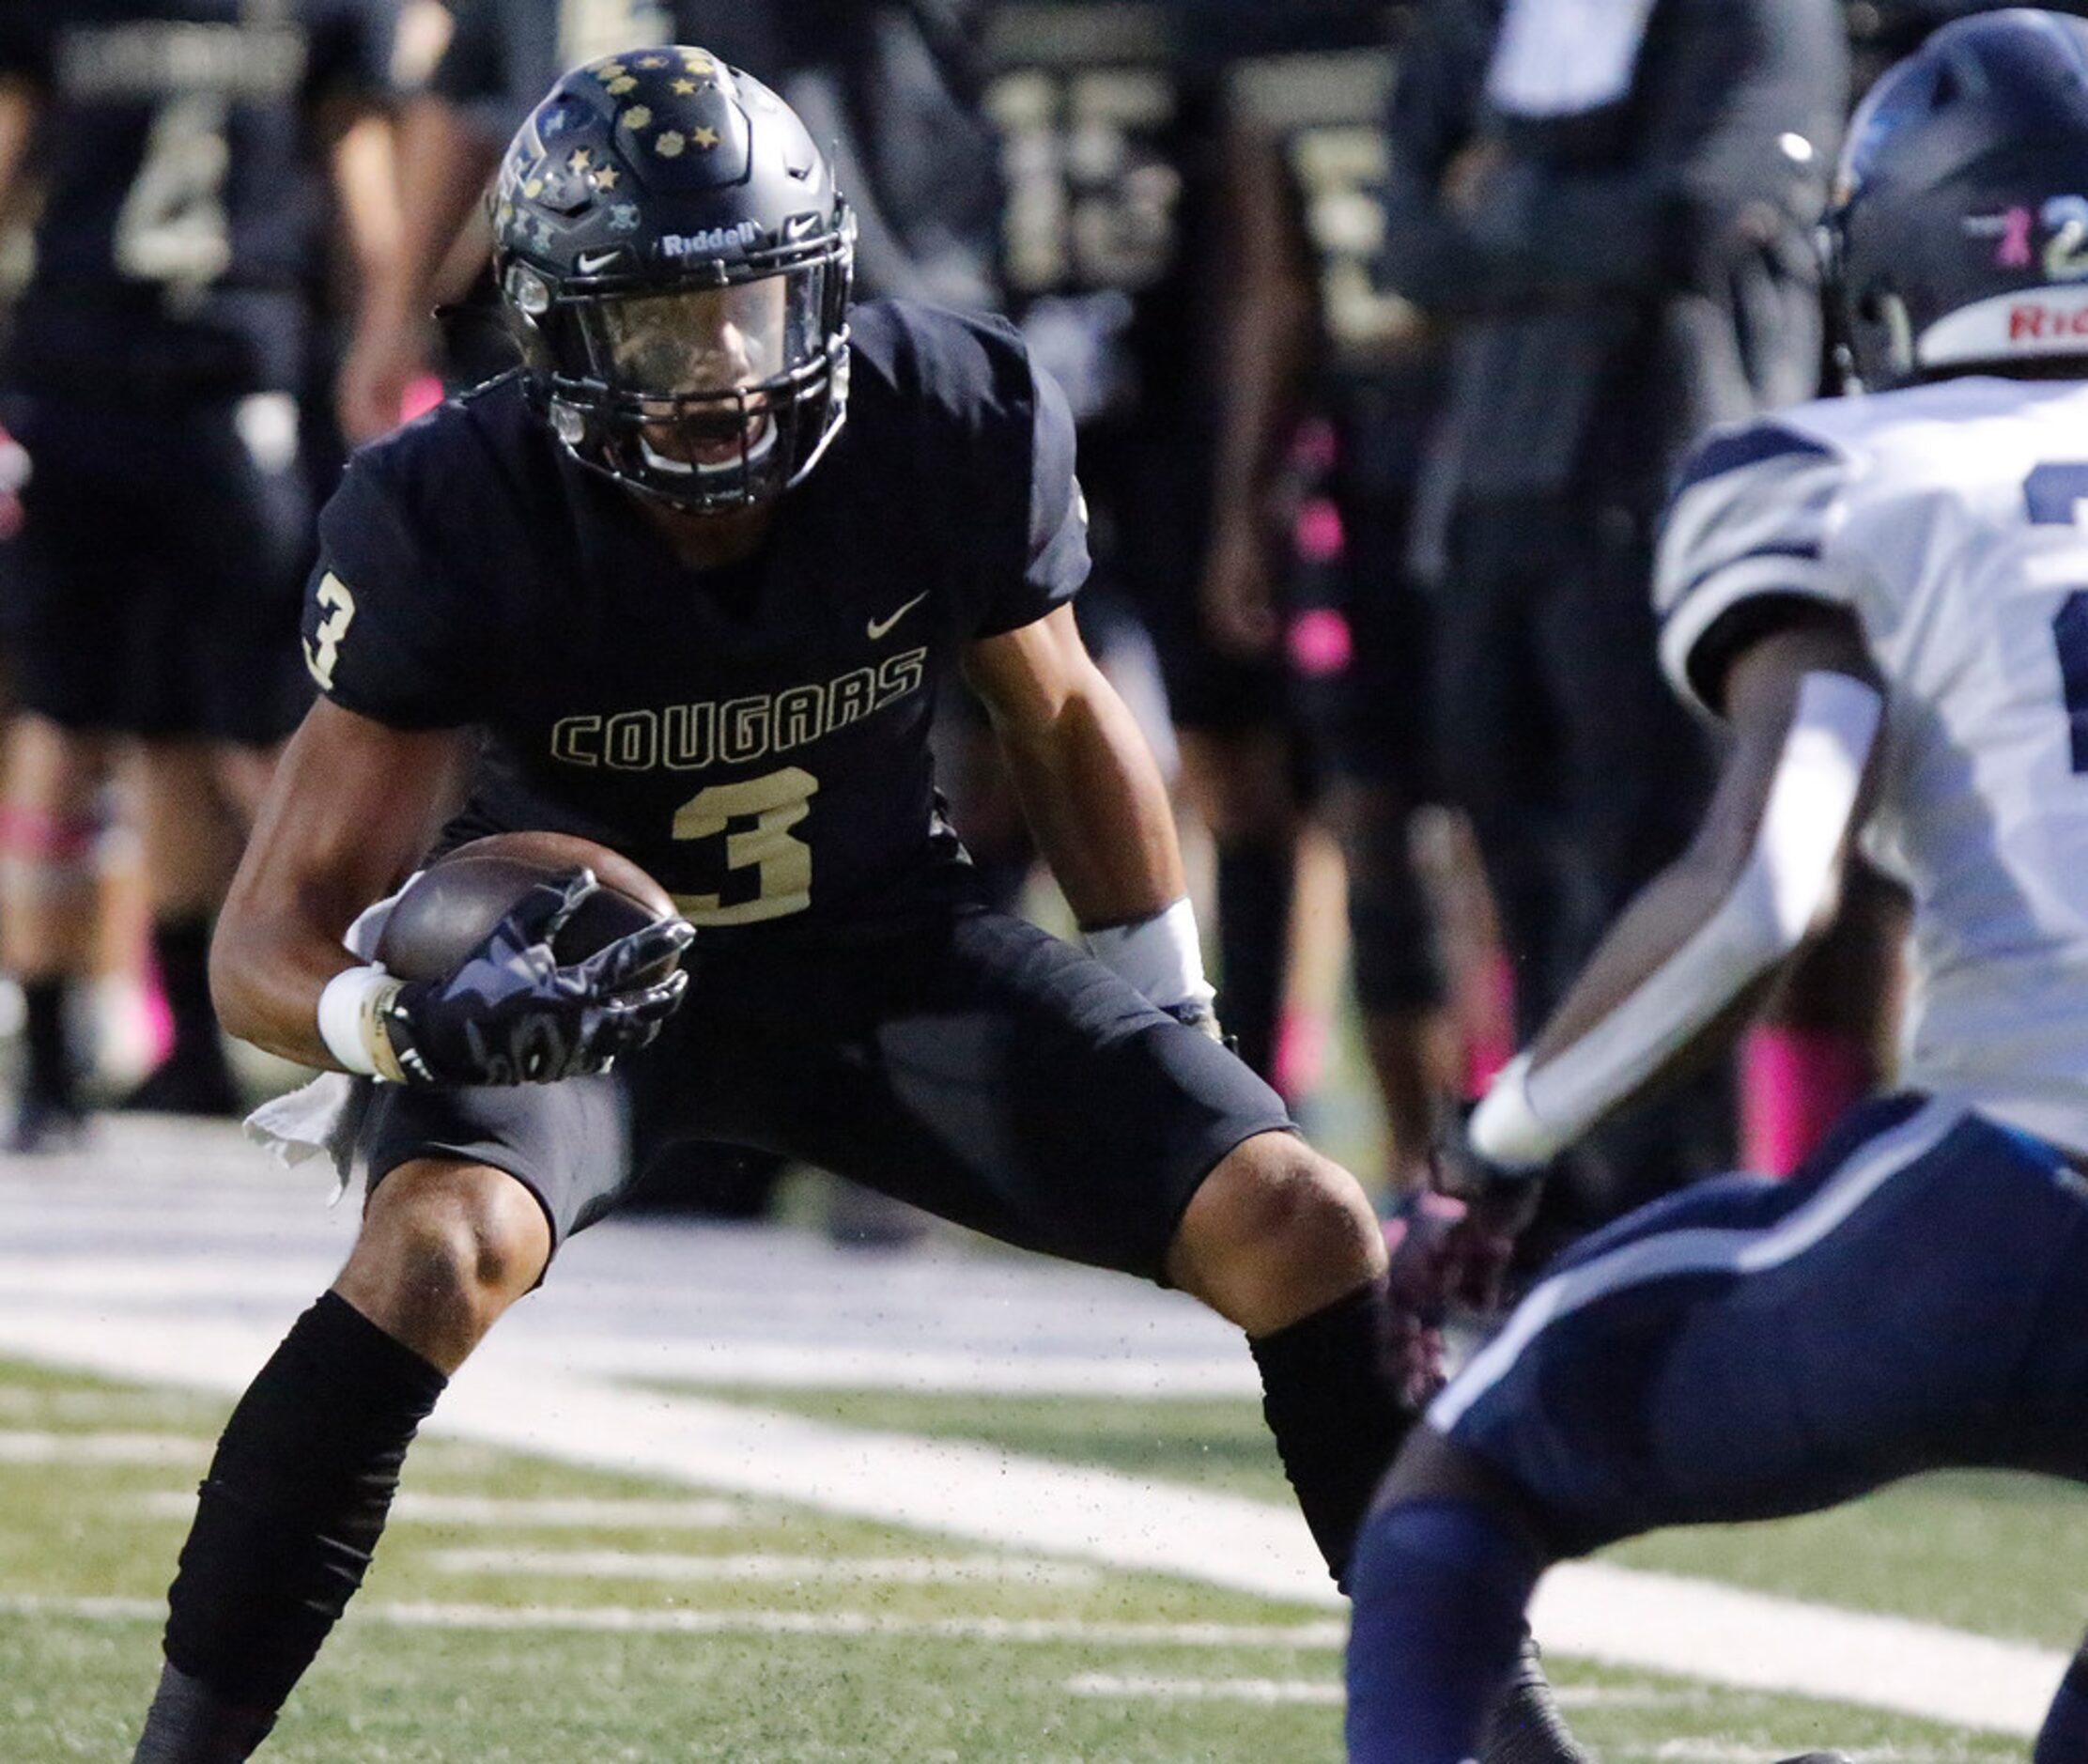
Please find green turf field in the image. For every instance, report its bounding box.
[0,1358,2064,1761]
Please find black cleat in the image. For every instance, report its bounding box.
[6,1089,87,1155]
[1478,1632,1599,1764]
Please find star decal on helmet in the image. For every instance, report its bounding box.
[638,54,669,69]
[592,165,620,191]
[607,76,636,96]
[622,104,652,131]
[691,126,719,150]
[567,148,592,171]
[671,77,697,95]
[681,52,714,73]
[594,63,625,82]
[655,132,686,158]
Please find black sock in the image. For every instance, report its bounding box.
[151,915,224,1070]
[1247,1278,1412,1588]
[161,1292,447,1715]
[132,1663,276,1764]
[20,977,74,1106]
[1214,842,1293,1080]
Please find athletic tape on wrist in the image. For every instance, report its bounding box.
[1083,897,1216,1015]
[317,966,405,1082]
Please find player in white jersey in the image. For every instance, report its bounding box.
[1344,13,2088,1763]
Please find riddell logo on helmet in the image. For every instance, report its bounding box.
[2009,302,2088,341]
[661,222,761,257]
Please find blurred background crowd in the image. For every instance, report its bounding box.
[0,0,2072,1263]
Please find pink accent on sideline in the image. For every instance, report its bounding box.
[1740,1024,1871,1177]
[400,375,445,423]
[1288,608,1353,677]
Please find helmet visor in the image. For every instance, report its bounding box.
[578,270,829,400]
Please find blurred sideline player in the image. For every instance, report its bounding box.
[954,4,1299,1081]
[1377,0,1848,1237]
[0,0,400,1149]
[130,58,1590,1760]
[1201,8,1468,1192]
[1346,15,2088,1761]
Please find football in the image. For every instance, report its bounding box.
[375,831,682,985]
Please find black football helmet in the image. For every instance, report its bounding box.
[1828,8,2088,391]
[489,50,855,511]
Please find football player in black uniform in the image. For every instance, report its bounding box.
[131,57,1476,1761]
[0,0,399,1148]
[1200,5,1464,1194]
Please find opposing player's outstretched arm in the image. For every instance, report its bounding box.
[1468,611,1887,1171]
[209,698,476,1069]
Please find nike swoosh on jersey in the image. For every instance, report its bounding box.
[867,592,929,640]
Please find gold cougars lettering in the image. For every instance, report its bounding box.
[547,647,928,774]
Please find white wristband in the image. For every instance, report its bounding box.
[317,965,405,1079]
[1083,897,1216,1015]
[1467,1053,1567,1169]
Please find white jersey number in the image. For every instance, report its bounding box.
[114,95,233,299]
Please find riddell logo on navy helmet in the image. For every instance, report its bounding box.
[2010,302,2088,340]
[661,222,761,257]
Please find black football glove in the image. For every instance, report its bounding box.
[379,869,695,1086]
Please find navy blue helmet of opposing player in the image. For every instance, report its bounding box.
[1828,8,2088,391]
[489,49,856,511]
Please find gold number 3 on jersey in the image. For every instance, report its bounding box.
[303,573,357,692]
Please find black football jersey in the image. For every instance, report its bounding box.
[976,1,1209,432]
[1221,10,1446,494]
[0,0,395,400]
[303,300,1089,930]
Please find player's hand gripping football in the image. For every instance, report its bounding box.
[379,870,695,1086]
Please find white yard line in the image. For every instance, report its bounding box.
[432,1547,1102,1586]
[1065,1673,1341,1705]
[137,1491,751,1528]
[0,1429,206,1464]
[1062,1677,1705,1710]
[0,1591,1340,1648]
